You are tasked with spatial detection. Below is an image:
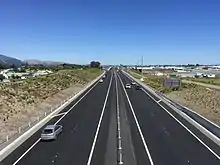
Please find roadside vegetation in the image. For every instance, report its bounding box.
[184,77,220,86]
[128,69,196,93]
[0,61,103,143]
[128,69,220,125]
[0,68,102,122]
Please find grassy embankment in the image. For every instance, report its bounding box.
[184,77,220,86]
[127,69,220,124]
[0,68,102,121]
[128,70,197,93]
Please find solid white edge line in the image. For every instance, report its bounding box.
[125,70,220,129]
[12,138,41,165]
[123,70,220,138]
[183,106,220,129]
[54,80,100,125]
[141,88,220,160]
[117,74,154,165]
[50,112,67,118]
[86,73,113,165]
[123,70,220,158]
[12,76,102,165]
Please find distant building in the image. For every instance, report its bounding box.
[208,74,216,78]
[3,79,10,83]
[32,70,53,77]
[154,72,164,76]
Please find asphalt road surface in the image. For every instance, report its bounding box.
[1,68,220,165]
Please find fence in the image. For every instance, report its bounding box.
[0,92,77,150]
[125,70,220,140]
[156,91,220,139]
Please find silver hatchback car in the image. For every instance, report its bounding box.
[41,125,63,141]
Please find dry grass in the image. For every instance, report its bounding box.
[0,68,101,143]
[128,70,196,93]
[185,77,220,86]
[0,68,101,124]
[166,87,220,125]
[128,70,220,125]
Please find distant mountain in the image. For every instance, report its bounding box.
[24,59,63,66]
[0,54,24,67]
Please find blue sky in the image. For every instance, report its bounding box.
[0,0,220,65]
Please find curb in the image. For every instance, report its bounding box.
[122,70,220,146]
[0,71,105,162]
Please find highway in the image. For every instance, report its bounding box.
[1,68,220,165]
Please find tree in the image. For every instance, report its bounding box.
[0,74,5,81]
[19,68,26,73]
[0,62,9,69]
[90,61,101,68]
[13,67,19,72]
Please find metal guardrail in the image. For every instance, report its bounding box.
[156,92,220,138]
[0,71,106,161]
[125,70,220,140]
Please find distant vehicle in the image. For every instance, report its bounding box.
[135,85,141,90]
[103,75,106,78]
[125,84,131,89]
[41,125,62,141]
[99,79,104,83]
[131,81,136,85]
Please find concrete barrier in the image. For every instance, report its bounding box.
[122,70,220,146]
[0,71,105,161]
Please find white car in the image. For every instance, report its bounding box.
[131,81,136,85]
[125,84,131,89]
[99,79,104,83]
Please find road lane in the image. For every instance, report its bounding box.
[1,71,112,165]
[116,73,139,165]
[120,70,220,154]
[91,71,151,165]
[89,72,116,165]
[2,68,220,165]
[117,73,153,165]
[119,71,220,165]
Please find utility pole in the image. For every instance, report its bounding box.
[135,60,139,70]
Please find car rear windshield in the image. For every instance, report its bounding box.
[43,129,53,134]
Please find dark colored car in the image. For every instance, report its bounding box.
[135,85,141,90]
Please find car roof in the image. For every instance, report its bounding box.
[44,125,55,129]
